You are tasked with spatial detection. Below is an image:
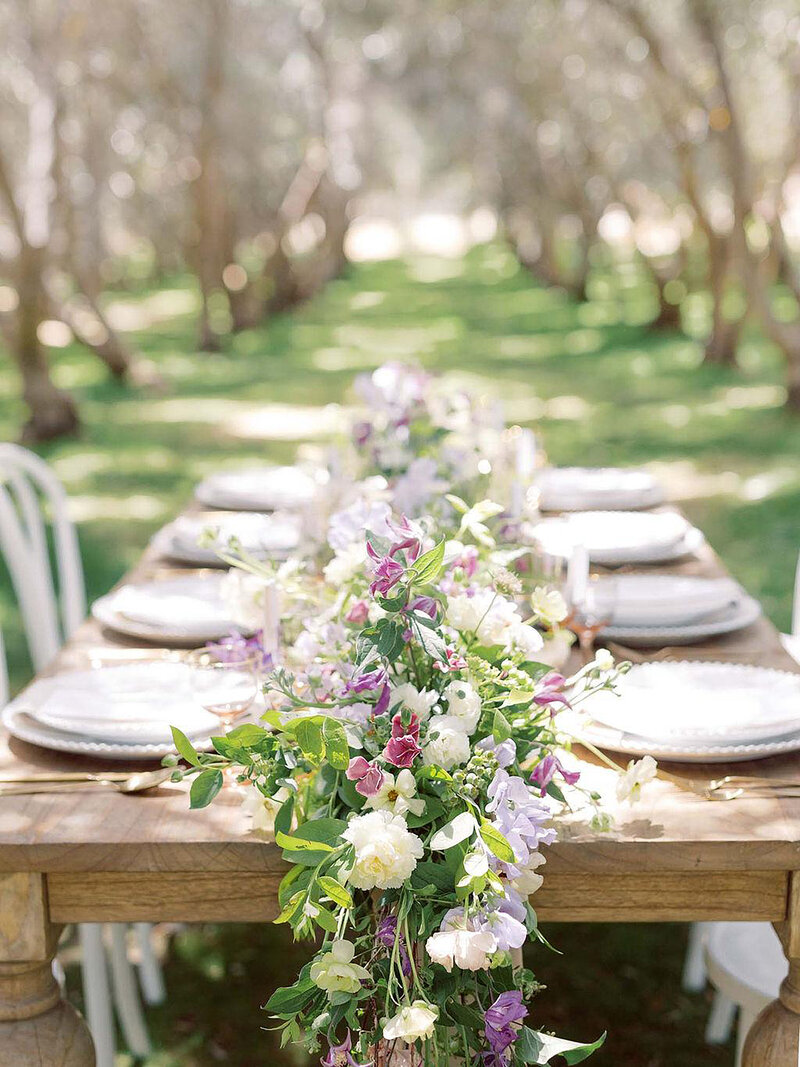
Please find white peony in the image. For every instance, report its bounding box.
[446,593,486,634]
[422,716,471,771]
[425,928,498,972]
[443,680,482,733]
[616,755,657,804]
[343,810,423,890]
[383,1001,439,1044]
[323,543,367,585]
[365,770,426,818]
[392,682,439,721]
[530,586,568,627]
[310,940,371,995]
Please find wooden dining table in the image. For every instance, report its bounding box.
[1,508,800,1066]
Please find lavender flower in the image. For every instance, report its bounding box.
[205,630,272,670]
[484,990,528,1060]
[375,914,412,977]
[530,753,580,797]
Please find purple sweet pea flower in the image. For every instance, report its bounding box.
[475,735,517,769]
[374,682,391,716]
[345,756,385,798]
[530,753,581,797]
[345,667,388,694]
[407,595,438,619]
[532,672,571,711]
[376,914,412,977]
[366,542,405,597]
[321,1030,372,1067]
[206,630,272,671]
[484,991,528,1060]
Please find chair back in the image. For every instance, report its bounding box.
[0,443,85,673]
[794,552,800,638]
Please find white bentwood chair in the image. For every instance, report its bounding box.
[779,551,800,666]
[0,443,164,1065]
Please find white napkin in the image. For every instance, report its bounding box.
[111,579,234,637]
[197,466,321,510]
[595,575,741,627]
[170,513,301,556]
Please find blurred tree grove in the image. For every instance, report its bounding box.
[1,0,799,439]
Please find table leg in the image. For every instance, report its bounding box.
[742,873,800,1066]
[0,873,95,1066]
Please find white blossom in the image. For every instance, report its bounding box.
[343,810,423,890]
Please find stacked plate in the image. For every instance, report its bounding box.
[533,511,704,566]
[593,574,761,646]
[195,465,326,512]
[152,511,303,567]
[568,661,800,762]
[92,575,244,645]
[537,467,664,512]
[2,661,218,760]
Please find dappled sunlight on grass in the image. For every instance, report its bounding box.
[223,402,349,441]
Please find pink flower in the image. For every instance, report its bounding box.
[346,600,369,625]
[532,672,571,711]
[433,648,468,673]
[346,756,386,797]
[384,713,421,767]
[366,543,405,597]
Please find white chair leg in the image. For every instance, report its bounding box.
[736,1005,759,1067]
[79,923,116,1067]
[109,923,153,1058]
[683,922,709,993]
[705,989,737,1045]
[134,922,167,1006]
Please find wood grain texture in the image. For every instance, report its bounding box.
[0,873,51,962]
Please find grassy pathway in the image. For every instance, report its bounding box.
[3,242,798,1063]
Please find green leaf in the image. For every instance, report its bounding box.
[375,618,406,660]
[492,709,513,743]
[275,830,335,853]
[406,797,444,828]
[189,768,223,809]
[501,688,534,708]
[274,891,304,925]
[445,493,468,515]
[274,795,295,837]
[265,980,318,1016]
[171,726,202,767]
[210,736,246,761]
[226,723,269,747]
[409,616,449,662]
[479,819,516,863]
[518,1028,606,1064]
[293,717,325,762]
[410,860,454,892]
[410,538,445,584]
[322,717,350,771]
[313,903,340,933]
[317,875,354,909]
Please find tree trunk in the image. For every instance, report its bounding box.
[13,246,79,441]
[704,237,742,364]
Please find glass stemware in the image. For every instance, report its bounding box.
[185,648,260,731]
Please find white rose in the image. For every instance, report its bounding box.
[343,810,423,890]
[425,928,498,973]
[616,755,657,804]
[383,1001,439,1044]
[365,770,425,818]
[323,543,367,585]
[443,680,482,733]
[507,622,544,658]
[422,716,471,771]
[392,682,439,721]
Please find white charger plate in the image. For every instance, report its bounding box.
[586,661,800,745]
[152,511,302,567]
[195,466,324,512]
[92,575,242,645]
[533,512,704,566]
[602,594,761,646]
[538,467,665,512]
[595,574,742,628]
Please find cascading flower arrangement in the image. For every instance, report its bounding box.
[169,498,636,1067]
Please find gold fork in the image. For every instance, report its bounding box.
[657,767,800,801]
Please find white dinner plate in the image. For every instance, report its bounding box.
[12,662,219,745]
[537,467,665,512]
[586,662,800,746]
[594,574,742,628]
[602,594,762,646]
[92,575,243,645]
[195,466,325,512]
[533,512,703,566]
[152,511,302,567]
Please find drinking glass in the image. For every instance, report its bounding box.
[185,648,260,731]
[568,573,616,663]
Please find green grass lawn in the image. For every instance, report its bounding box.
[3,241,798,1064]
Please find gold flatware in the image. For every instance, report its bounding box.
[0,768,173,797]
[657,768,800,802]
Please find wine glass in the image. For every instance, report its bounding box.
[185,648,260,731]
[567,559,616,663]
